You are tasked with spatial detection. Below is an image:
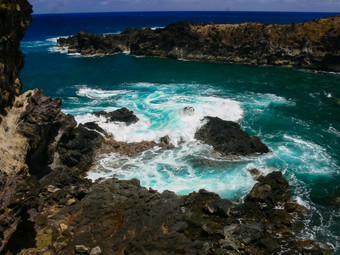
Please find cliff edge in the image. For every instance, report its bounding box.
[0,0,32,120]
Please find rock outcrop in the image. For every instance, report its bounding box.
[0,0,32,120]
[92,107,139,125]
[195,116,269,157]
[3,167,333,255]
[0,88,103,253]
[58,16,340,72]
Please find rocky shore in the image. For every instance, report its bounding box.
[0,1,335,254]
[58,16,340,72]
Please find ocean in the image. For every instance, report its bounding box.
[21,11,340,251]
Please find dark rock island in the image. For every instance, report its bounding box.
[58,16,340,72]
[195,117,269,157]
[92,107,139,125]
[0,1,335,254]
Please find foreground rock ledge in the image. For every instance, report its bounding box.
[58,15,340,72]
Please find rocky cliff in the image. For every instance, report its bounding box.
[0,1,335,254]
[58,16,340,72]
[0,0,32,121]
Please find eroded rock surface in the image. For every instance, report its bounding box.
[195,116,269,157]
[0,89,102,253]
[58,16,340,72]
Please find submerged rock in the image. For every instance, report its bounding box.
[183,106,195,116]
[195,116,269,157]
[93,107,139,125]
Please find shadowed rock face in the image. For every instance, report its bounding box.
[195,116,269,157]
[58,16,340,72]
[0,0,32,119]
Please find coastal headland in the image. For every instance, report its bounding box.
[58,16,340,72]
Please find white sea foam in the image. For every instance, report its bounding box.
[76,86,131,99]
[102,31,122,35]
[140,26,164,30]
[22,36,70,54]
[74,85,243,146]
[48,46,69,54]
[327,125,340,137]
[282,134,336,174]
[75,83,258,197]
[87,142,256,197]
[21,40,53,48]
[150,26,164,30]
[243,92,295,108]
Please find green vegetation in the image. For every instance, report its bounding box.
[0,3,21,11]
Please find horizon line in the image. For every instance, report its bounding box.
[32,10,340,16]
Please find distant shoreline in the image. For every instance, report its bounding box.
[32,10,340,16]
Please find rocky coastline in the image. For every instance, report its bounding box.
[58,16,340,72]
[0,1,335,254]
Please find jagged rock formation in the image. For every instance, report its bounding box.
[58,16,340,72]
[92,107,139,125]
[0,0,32,121]
[0,89,103,253]
[195,116,269,157]
[0,0,334,254]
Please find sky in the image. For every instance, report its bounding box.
[30,0,340,14]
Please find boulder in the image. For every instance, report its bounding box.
[195,116,269,157]
[93,107,139,125]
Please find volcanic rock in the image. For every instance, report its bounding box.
[195,116,269,157]
[93,107,139,125]
[0,0,32,118]
[58,16,340,72]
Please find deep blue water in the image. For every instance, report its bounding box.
[21,12,340,251]
[23,11,339,42]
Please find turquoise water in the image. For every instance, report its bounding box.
[21,12,339,251]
